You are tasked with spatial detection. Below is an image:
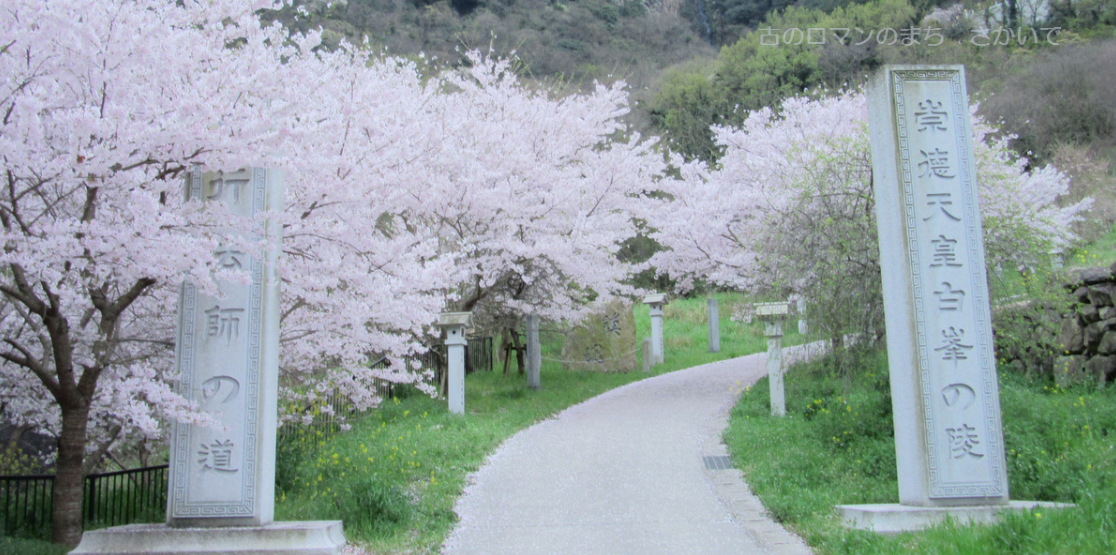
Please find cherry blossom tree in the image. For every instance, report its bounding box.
[650,92,1090,352]
[399,53,667,338]
[0,0,454,544]
[0,1,670,545]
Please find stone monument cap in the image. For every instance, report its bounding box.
[437,312,474,329]
[642,293,667,306]
[754,302,790,318]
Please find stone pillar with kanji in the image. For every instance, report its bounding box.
[835,65,1072,533]
[166,168,284,528]
[74,167,344,555]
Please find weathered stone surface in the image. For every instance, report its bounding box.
[1059,318,1085,354]
[1080,266,1112,285]
[1100,306,1116,321]
[1054,355,1088,386]
[1085,355,1116,384]
[1079,303,1101,325]
[1087,284,1115,308]
[71,521,345,555]
[1073,286,1091,303]
[1101,332,1116,356]
[1085,320,1108,351]
[562,300,637,372]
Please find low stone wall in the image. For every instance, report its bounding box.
[1055,262,1116,385]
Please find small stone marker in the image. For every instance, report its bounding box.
[644,293,667,364]
[755,302,790,417]
[797,298,808,335]
[641,338,652,373]
[438,312,473,415]
[73,167,344,554]
[561,300,637,372]
[708,298,721,353]
[526,314,541,390]
[841,65,1072,532]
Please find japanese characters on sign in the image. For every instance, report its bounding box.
[870,67,1008,503]
[870,64,1013,502]
[169,167,272,519]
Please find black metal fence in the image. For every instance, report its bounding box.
[84,464,168,530]
[0,473,53,539]
[0,464,168,540]
[466,336,494,374]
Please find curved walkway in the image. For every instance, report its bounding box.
[442,346,823,555]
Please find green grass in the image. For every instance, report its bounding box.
[725,350,1116,554]
[0,536,69,555]
[1066,222,1116,268]
[274,292,808,554]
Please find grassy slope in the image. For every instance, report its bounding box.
[723,230,1116,554]
[274,292,813,554]
[726,354,1116,554]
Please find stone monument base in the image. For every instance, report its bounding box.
[71,520,345,555]
[836,501,1074,534]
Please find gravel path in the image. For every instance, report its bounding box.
[441,346,823,555]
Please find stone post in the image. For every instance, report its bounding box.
[166,167,284,528]
[526,314,541,390]
[438,312,473,415]
[797,298,808,335]
[643,293,666,365]
[755,302,790,417]
[641,338,652,373]
[708,298,720,353]
[835,64,1072,533]
[73,167,344,554]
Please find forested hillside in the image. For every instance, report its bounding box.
[267,0,716,89]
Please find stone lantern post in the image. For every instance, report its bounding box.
[754,301,790,416]
[643,293,666,365]
[438,312,473,415]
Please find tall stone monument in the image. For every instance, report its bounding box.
[438,312,473,415]
[169,167,283,528]
[838,65,1070,532]
[644,293,666,365]
[73,168,344,553]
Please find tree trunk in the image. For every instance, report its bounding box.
[511,330,525,375]
[501,329,514,376]
[53,403,90,546]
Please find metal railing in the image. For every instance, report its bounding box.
[83,464,168,530]
[1,463,169,540]
[0,473,53,539]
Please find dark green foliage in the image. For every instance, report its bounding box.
[979,40,1116,167]
[451,0,482,15]
[269,0,714,95]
